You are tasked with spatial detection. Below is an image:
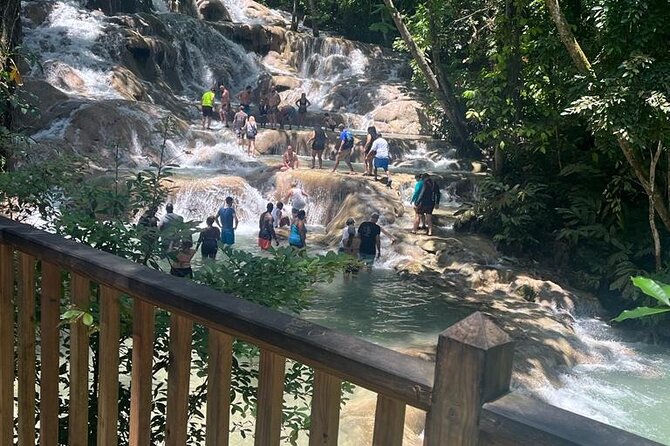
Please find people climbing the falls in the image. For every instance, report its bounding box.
[323,113,337,132]
[413,176,440,236]
[358,213,382,269]
[281,145,299,170]
[238,85,252,114]
[272,202,290,228]
[371,132,391,188]
[159,203,184,251]
[278,105,296,130]
[331,123,356,174]
[308,125,327,169]
[285,181,309,211]
[288,209,307,249]
[195,216,220,260]
[410,173,427,230]
[295,92,311,127]
[217,196,238,246]
[267,86,281,129]
[258,203,279,250]
[363,126,378,176]
[258,97,269,128]
[201,87,216,130]
[245,116,258,157]
[218,84,230,128]
[232,106,248,144]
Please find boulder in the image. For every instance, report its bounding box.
[196,0,231,21]
[271,75,301,91]
[111,66,148,101]
[23,0,54,27]
[43,62,86,93]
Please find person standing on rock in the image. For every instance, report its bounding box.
[357,213,382,269]
[258,97,269,128]
[411,173,427,230]
[201,87,216,130]
[219,84,231,127]
[284,181,309,211]
[267,86,281,129]
[371,132,391,188]
[331,124,356,174]
[295,93,311,128]
[232,106,248,145]
[363,126,378,176]
[413,176,440,236]
[258,203,279,250]
[217,196,238,246]
[281,145,300,170]
[245,116,258,157]
[159,203,184,251]
[307,125,327,169]
[195,216,220,260]
[238,85,253,114]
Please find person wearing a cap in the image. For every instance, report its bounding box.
[357,213,382,268]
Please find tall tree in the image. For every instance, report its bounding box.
[0,0,22,171]
[307,0,319,37]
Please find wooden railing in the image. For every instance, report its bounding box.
[0,216,662,446]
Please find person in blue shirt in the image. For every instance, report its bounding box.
[331,124,356,174]
[410,173,426,231]
[217,196,239,246]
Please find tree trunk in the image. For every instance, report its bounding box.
[649,142,662,271]
[544,0,592,74]
[308,0,319,37]
[291,0,299,31]
[383,0,472,150]
[1,0,22,171]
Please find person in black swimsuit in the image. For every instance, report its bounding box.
[195,216,220,260]
[295,93,311,128]
[363,126,378,176]
[307,125,327,169]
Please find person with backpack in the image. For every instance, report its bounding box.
[245,115,258,157]
[413,176,441,236]
[331,124,356,174]
[307,125,328,169]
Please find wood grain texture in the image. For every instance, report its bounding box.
[254,350,286,446]
[372,394,406,446]
[206,330,233,446]
[97,286,120,446]
[18,253,36,445]
[308,370,341,446]
[129,299,154,446]
[165,314,193,446]
[69,274,90,446]
[40,261,62,446]
[423,312,513,446]
[0,243,14,446]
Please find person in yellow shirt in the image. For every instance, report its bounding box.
[201,87,216,129]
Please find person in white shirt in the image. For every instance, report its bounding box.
[284,182,309,211]
[371,134,391,188]
[272,202,289,228]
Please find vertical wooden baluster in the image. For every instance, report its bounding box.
[97,286,120,446]
[41,262,62,445]
[165,313,193,446]
[18,254,36,445]
[69,274,90,446]
[206,329,233,446]
[0,244,14,445]
[254,350,286,446]
[423,312,514,446]
[372,395,406,446]
[129,299,154,446]
[309,370,342,446]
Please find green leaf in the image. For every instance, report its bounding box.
[631,276,670,306]
[82,313,94,326]
[612,307,670,322]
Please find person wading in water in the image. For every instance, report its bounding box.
[258,203,279,250]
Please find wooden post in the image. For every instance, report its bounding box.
[41,262,62,446]
[423,312,514,446]
[69,274,91,446]
[165,313,193,446]
[97,285,120,446]
[254,350,286,446]
[129,300,154,446]
[0,244,14,446]
[372,395,406,446]
[206,330,234,446]
[18,253,36,445]
[309,370,342,446]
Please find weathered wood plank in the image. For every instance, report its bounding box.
[206,330,233,446]
[69,273,90,446]
[480,392,664,446]
[0,218,433,410]
[40,261,62,446]
[18,253,36,445]
[309,370,341,446]
[129,299,154,446]
[254,350,286,446]
[165,313,193,446]
[423,312,514,446]
[97,285,120,446]
[372,395,406,446]
[0,243,14,446]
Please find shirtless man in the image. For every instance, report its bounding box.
[232,106,248,145]
[219,84,230,127]
[237,86,252,114]
[281,145,299,170]
[267,86,281,129]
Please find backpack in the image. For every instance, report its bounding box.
[342,131,354,150]
[246,124,257,138]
